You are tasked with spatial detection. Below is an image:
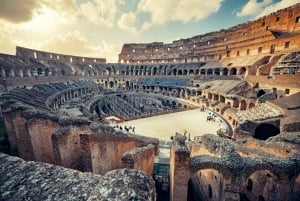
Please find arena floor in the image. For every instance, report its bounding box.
[115,108,228,141]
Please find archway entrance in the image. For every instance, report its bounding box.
[254,124,280,140]
[187,169,226,201]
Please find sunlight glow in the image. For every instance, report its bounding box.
[19,7,67,33]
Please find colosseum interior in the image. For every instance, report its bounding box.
[0,3,300,201]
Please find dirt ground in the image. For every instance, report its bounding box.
[114,108,228,141]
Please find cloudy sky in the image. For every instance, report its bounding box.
[0,0,299,63]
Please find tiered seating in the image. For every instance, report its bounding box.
[138,77,189,87]
[236,103,282,122]
[1,80,97,115]
[94,93,181,120]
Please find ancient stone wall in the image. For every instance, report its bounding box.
[122,144,155,175]
[2,110,35,160]
[170,133,300,201]
[16,46,106,64]
[52,125,89,170]
[169,134,191,201]
[79,123,158,175]
[0,153,156,201]
[27,117,60,164]
[80,132,138,175]
[119,3,300,64]
[189,169,226,201]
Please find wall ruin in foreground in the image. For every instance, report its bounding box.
[0,153,156,201]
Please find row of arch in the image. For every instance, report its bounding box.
[119,66,247,76]
[187,163,299,201]
[0,65,248,78]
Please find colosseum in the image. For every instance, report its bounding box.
[0,3,300,201]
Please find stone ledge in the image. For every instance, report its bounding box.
[0,153,156,201]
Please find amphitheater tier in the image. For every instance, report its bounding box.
[0,3,300,201]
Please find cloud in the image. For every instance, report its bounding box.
[79,0,123,26]
[42,0,78,17]
[236,0,273,17]
[0,32,16,55]
[117,12,138,34]
[0,0,78,24]
[142,21,152,31]
[0,0,41,23]
[137,0,223,25]
[254,0,300,19]
[40,31,119,62]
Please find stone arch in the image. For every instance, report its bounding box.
[123,95,128,101]
[213,94,219,101]
[195,69,200,75]
[143,66,147,75]
[189,160,233,200]
[241,168,289,201]
[240,100,247,110]
[183,69,188,75]
[139,66,143,75]
[0,68,4,77]
[229,67,237,75]
[7,69,15,77]
[239,67,247,76]
[189,69,194,75]
[106,67,112,75]
[254,124,280,140]
[207,68,213,75]
[37,68,43,76]
[153,67,157,75]
[172,68,177,76]
[130,66,134,75]
[134,67,139,75]
[185,89,191,96]
[125,81,130,90]
[15,69,23,77]
[178,69,182,75]
[233,98,239,108]
[220,95,225,103]
[223,68,228,76]
[61,69,66,76]
[126,66,130,75]
[200,69,206,75]
[190,163,232,177]
[214,68,220,75]
[109,81,114,89]
[45,68,51,76]
[208,93,213,100]
[249,102,255,109]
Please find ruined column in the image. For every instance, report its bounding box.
[170,133,191,201]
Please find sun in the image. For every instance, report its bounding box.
[19,7,67,33]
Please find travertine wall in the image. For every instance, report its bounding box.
[119,3,300,64]
[16,46,106,64]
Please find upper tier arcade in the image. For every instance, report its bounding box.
[16,46,106,64]
[119,3,300,64]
